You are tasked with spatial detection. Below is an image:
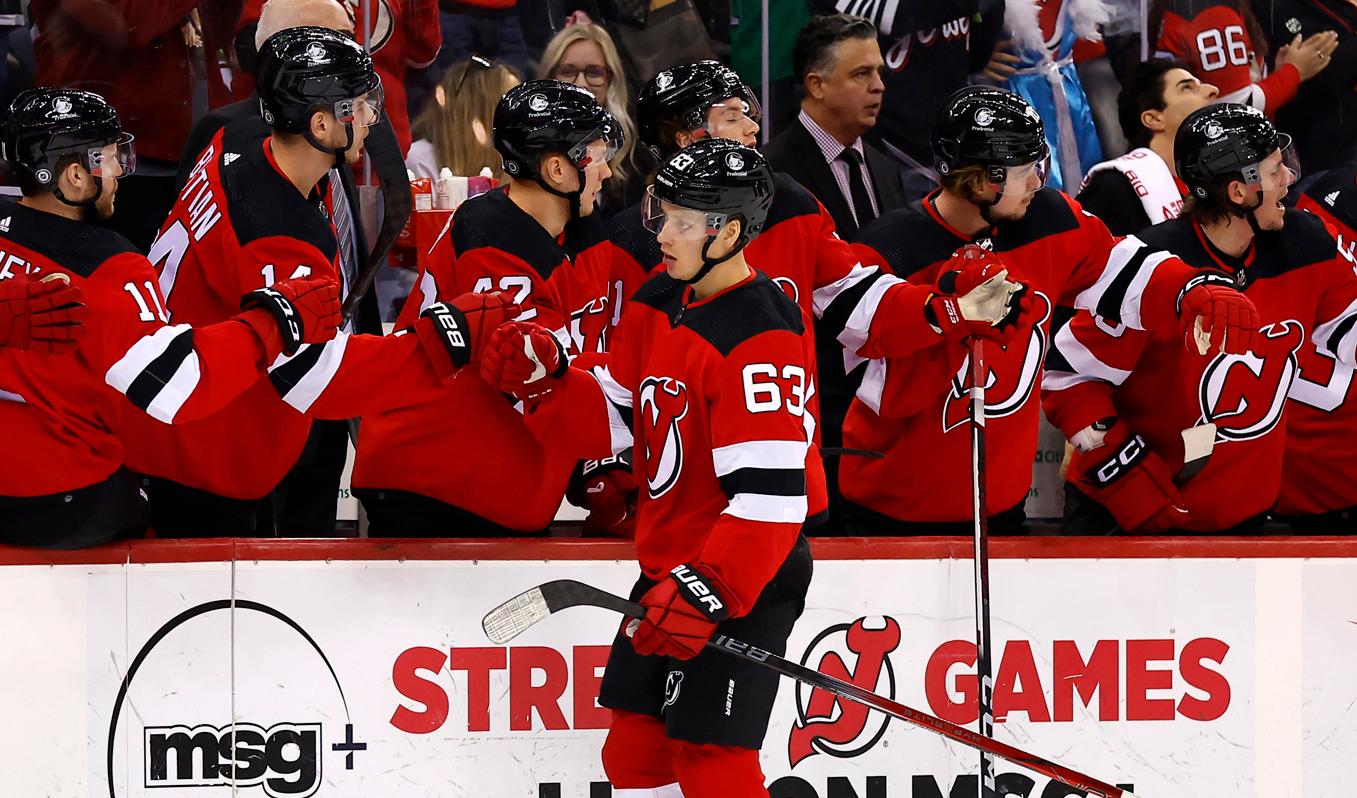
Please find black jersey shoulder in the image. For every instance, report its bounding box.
[1303,163,1357,227]
[1249,209,1340,279]
[1075,169,1153,237]
[853,200,966,279]
[217,122,338,260]
[564,211,609,260]
[764,171,824,229]
[606,203,663,271]
[0,199,139,278]
[992,187,1082,251]
[636,271,805,356]
[451,187,566,278]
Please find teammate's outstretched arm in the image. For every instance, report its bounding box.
[0,272,88,353]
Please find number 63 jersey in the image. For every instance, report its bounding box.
[533,271,821,617]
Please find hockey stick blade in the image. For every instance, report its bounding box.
[483,581,1141,798]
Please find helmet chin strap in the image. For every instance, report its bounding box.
[684,236,748,285]
[303,121,353,168]
[534,165,586,219]
[52,164,104,216]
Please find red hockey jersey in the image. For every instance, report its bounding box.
[1044,212,1357,530]
[352,187,616,530]
[1284,174,1357,515]
[121,122,456,499]
[1157,0,1300,114]
[0,200,279,497]
[530,271,815,614]
[840,189,1213,523]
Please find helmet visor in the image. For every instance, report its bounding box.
[994,154,1049,199]
[568,130,621,169]
[335,81,385,128]
[1253,133,1301,191]
[642,186,728,241]
[87,133,136,179]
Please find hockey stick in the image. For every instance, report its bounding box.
[482,580,1140,798]
[969,338,997,798]
[339,117,411,325]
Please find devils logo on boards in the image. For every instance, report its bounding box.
[942,292,1054,432]
[638,377,689,498]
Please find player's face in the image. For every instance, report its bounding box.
[1157,69,1218,137]
[574,139,614,217]
[986,159,1047,220]
[652,199,718,279]
[1252,147,1298,231]
[703,97,760,147]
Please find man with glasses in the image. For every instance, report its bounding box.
[1045,103,1357,534]
[839,87,1261,536]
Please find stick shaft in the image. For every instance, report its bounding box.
[970,339,997,797]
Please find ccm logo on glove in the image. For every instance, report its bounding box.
[671,564,728,620]
[1092,434,1149,486]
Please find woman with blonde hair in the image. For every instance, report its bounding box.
[407,55,521,182]
[537,22,649,210]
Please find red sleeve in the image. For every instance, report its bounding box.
[812,237,948,361]
[855,338,968,419]
[403,0,442,67]
[1310,251,1357,366]
[1041,311,1149,439]
[59,0,201,48]
[697,330,810,616]
[1254,63,1301,115]
[240,235,341,295]
[90,254,275,424]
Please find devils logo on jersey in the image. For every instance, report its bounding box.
[567,295,610,354]
[1198,319,1304,441]
[942,292,1054,432]
[638,376,689,498]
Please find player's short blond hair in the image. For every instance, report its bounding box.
[256,0,354,51]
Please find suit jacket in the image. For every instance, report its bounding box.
[763,115,907,239]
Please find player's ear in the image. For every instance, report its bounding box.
[309,108,332,142]
[1141,108,1165,134]
[58,158,91,197]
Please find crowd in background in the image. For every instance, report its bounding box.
[4,0,1357,542]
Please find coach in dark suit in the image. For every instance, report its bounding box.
[764,14,905,239]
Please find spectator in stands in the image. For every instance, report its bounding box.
[353,0,441,154]
[29,0,242,251]
[538,22,645,210]
[433,0,530,79]
[407,55,520,181]
[1078,59,1218,235]
[765,14,904,239]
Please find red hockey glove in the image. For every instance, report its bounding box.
[415,291,522,378]
[480,320,567,399]
[0,273,87,354]
[1177,273,1259,356]
[240,277,342,358]
[926,245,1032,345]
[1074,419,1190,533]
[567,450,637,538]
[629,564,732,660]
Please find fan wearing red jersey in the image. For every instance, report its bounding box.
[486,141,812,798]
[839,86,1260,535]
[0,88,344,549]
[1045,103,1357,534]
[352,79,623,535]
[121,28,516,537]
[1156,0,1335,116]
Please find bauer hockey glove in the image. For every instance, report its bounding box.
[480,320,567,399]
[1073,418,1190,533]
[566,450,637,538]
[629,564,733,660]
[415,290,522,376]
[926,245,1035,346]
[240,277,342,358]
[1177,272,1259,356]
[0,272,87,354]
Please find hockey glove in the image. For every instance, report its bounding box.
[480,320,567,399]
[1074,419,1189,533]
[629,564,732,660]
[415,290,522,377]
[0,272,88,354]
[567,450,637,538]
[240,277,342,358]
[1177,273,1259,356]
[926,245,1033,346]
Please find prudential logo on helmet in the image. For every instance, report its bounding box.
[529,94,549,113]
[303,42,331,64]
[725,152,745,171]
[1205,121,1224,140]
[973,107,995,127]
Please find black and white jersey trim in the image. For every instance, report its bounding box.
[104,325,202,423]
[268,333,350,413]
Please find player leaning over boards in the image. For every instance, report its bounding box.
[485,140,811,797]
[1046,104,1357,534]
[0,88,343,548]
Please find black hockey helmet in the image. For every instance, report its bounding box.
[932,86,1047,180]
[493,80,622,214]
[643,138,774,283]
[1175,103,1298,199]
[256,27,382,158]
[0,88,135,206]
[636,61,760,157]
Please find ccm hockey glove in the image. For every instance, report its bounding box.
[0,272,87,353]
[926,245,1035,346]
[629,564,733,660]
[1177,272,1259,356]
[240,277,342,358]
[1074,419,1189,533]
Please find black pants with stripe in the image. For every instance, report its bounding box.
[0,468,149,549]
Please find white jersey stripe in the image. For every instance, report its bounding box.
[712,440,808,476]
[272,333,351,413]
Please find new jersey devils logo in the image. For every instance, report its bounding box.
[638,377,689,498]
[787,617,902,767]
[568,295,610,354]
[1198,320,1304,441]
[345,0,393,51]
[942,292,1053,432]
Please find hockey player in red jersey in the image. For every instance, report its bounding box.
[606,61,1021,530]
[1045,103,1357,533]
[485,139,813,798]
[0,88,344,548]
[839,86,1262,535]
[351,80,622,534]
[121,27,519,536]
